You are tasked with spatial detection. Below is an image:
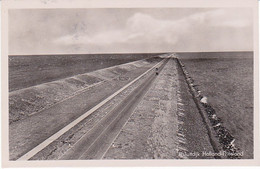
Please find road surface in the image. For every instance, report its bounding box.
[10,56,215,160]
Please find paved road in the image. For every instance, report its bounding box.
[102,58,215,159]
[9,58,165,160]
[60,59,168,160]
[10,56,215,160]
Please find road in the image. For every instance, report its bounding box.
[60,59,168,160]
[10,57,167,160]
[10,56,215,160]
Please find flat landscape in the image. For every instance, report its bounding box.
[178,51,254,158]
[8,52,254,160]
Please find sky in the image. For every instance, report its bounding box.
[9,8,253,55]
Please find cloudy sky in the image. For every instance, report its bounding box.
[9,8,253,55]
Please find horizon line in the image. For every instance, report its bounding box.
[8,50,254,56]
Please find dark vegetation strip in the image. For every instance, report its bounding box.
[176,58,222,159]
[176,58,241,159]
[176,59,215,159]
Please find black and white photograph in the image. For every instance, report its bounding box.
[1,0,259,167]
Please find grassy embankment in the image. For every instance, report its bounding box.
[9,53,162,91]
[9,55,163,124]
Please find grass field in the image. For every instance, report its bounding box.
[178,51,254,159]
[9,53,163,92]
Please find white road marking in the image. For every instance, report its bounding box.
[178,139,186,145]
[100,73,154,159]
[177,146,188,152]
[177,132,185,137]
[178,108,184,111]
[178,136,187,142]
[178,112,185,117]
[230,139,235,146]
[17,59,165,161]
[28,80,105,116]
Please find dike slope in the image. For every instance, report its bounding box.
[9,58,161,124]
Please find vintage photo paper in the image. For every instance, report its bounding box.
[1,0,260,167]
